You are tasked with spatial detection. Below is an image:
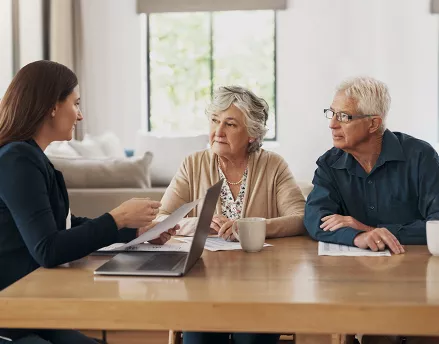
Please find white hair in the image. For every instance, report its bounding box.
[205,86,269,153]
[336,76,391,132]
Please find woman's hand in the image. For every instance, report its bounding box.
[137,223,180,245]
[109,198,161,229]
[210,214,229,233]
[218,220,236,241]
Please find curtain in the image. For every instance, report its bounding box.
[49,0,86,140]
[137,0,288,13]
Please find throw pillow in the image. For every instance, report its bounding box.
[68,135,107,158]
[48,152,153,188]
[44,141,81,157]
[135,132,208,186]
[88,132,126,158]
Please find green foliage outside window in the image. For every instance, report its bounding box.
[149,11,276,139]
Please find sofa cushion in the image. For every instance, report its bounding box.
[68,188,167,218]
[48,152,153,188]
[68,134,107,158]
[135,132,209,186]
[86,132,126,158]
[44,141,81,157]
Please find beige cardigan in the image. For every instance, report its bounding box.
[158,149,305,238]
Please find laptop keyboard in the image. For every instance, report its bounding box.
[138,253,186,271]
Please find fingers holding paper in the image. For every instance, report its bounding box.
[109,198,161,229]
[210,214,228,233]
[147,224,180,245]
[218,220,236,241]
[136,223,180,245]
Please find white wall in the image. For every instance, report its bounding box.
[0,0,13,96]
[80,0,143,148]
[80,0,439,181]
[276,0,438,181]
[19,0,43,67]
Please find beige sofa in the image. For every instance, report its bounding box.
[68,187,167,218]
[68,182,313,219]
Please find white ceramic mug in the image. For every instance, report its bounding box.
[232,217,266,253]
[427,220,439,256]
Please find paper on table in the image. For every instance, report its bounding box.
[318,241,391,256]
[117,198,201,249]
[97,241,191,253]
[176,236,273,252]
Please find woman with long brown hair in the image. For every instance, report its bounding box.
[0,60,177,344]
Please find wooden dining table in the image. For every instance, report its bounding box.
[0,237,438,341]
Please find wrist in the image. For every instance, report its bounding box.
[353,231,367,247]
[109,210,125,229]
[362,225,375,232]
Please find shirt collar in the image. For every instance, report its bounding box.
[331,129,406,172]
[26,138,42,151]
[26,138,54,167]
[376,129,406,163]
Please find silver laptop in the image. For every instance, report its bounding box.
[94,180,222,277]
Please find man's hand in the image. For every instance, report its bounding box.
[354,227,405,254]
[320,215,374,232]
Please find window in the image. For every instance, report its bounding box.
[146,11,277,139]
[0,0,47,98]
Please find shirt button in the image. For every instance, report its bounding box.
[369,206,375,210]
[368,180,373,184]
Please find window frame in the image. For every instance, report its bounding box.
[145,11,278,141]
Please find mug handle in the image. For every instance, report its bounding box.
[232,221,240,242]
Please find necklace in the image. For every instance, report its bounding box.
[217,156,246,185]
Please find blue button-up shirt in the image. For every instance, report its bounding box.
[304,130,439,246]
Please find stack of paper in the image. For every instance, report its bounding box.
[98,242,191,253]
[176,237,273,252]
[318,241,391,256]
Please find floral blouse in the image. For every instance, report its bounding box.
[217,165,248,220]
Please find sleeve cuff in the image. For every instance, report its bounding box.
[338,227,365,246]
[118,228,137,243]
[97,213,119,243]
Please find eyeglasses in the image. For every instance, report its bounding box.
[324,109,379,123]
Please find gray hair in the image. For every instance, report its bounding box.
[336,76,391,132]
[205,86,269,153]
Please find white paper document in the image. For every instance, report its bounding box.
[176,236,273,252]
[117,198,201,250]
[97,241,191,253]
[318,241,391,256]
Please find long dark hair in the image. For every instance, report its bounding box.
[0,60,78,147]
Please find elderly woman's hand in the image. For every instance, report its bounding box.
[210,214,229,233]
[148,224,179,245]
[136,223,180,245]
[218,220,236,241]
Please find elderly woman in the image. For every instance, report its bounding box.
[158,86,305,344]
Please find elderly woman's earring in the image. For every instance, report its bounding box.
[249,139,254,143]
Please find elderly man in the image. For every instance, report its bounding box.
[304,76,439,343]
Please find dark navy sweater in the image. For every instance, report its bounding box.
[0,139,136,291]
